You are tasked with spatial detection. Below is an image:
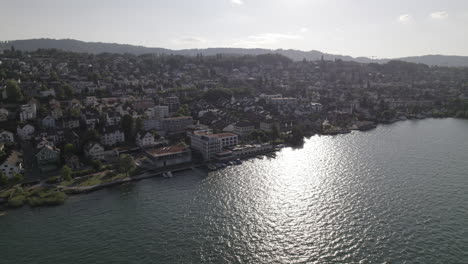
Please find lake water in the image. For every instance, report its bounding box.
[1,118,468,264]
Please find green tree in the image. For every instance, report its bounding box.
[91,160,103,171]
[176,104,190,117]
[271,124,281,140]
[121,114,134,138]
[61,165,72,181]
[5,79,23,102]
[0,172,8,186]
[10,173,24,184]
[117,154,135,176]
[135,118,144,133]
[83,129,99,144]
[63,143,75,156]
[63,84,73,99]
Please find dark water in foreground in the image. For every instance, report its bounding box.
[1,118,468,264]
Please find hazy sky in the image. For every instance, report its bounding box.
[1,0,468,58]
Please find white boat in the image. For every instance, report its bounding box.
[162,171,173,178]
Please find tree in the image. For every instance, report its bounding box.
[83,129,99,144]
[176,104,190,117]
[117,154,135,176]
[5,79,23,102]
[91,160,103,171]
[0,172,8,186]
[121,114,134,138]
[63,84,73,99]
[63,144,75,156]
[271,124,281,140]
[10,173,24,184]
[135,118,144,133]
[61,165,72,181]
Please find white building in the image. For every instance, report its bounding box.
[19,104,37,122]
[84,143,105,160]
[0,150,23,178]
[189,130,238,160]
[233,122,255,137]
[0,130,14,143]
[145,105,169,119]
[136,132,160,148]
[42,115,56,128]
[17,124,35,140]
[100,129,125,146]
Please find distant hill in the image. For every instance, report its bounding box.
[1,38,468,67]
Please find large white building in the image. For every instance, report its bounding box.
[189,130,238,160]
[145,105,169,119]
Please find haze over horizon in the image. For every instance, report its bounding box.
[1,0,468,58]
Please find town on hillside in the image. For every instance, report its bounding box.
[0,47,468,206]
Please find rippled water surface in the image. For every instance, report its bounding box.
[1,118,468,264]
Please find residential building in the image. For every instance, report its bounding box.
[42,115,56,128]
[19,104,37,122]
[17,124,35,140]
[145,105,169,119]
[163,116,193,134]
[233,121,255,137]
[100,128,125,146]
[84,142,105,160]
[0,130,14,143]
[0,150,23,178]
[35,145,61,171]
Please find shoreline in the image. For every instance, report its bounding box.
[0,117,464,212]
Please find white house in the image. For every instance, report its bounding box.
[84,142,105,160]
[136,132,155,148]
[100,129,125,146]
[145,105,169,119]
[42,115,56,128]
[17,124,35,140]
[19,104,37,122]
[0,130,14,143]
[0,150,23,178]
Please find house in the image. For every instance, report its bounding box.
[145,145,191,168]
[105,112,121,126]
[132,98,155,111]
[0,150,23,178]
[163,116,193,135]
[189,130,238,160]
[84,142,105,160]
[136,131,156,148]
[233,121,255,137]
[50,107,63,119]
[0,108,9,122]
[42,115,56,128]
[100,128,125,146]
[19,104,37,122]
[0,130,14,143]
[310,102,323,112]
[64,130,81,150]
[85,96,98,106]
[61,117,80,129]
[35,145,61,171]
[17,124,35,140]
[81,111,100,129]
